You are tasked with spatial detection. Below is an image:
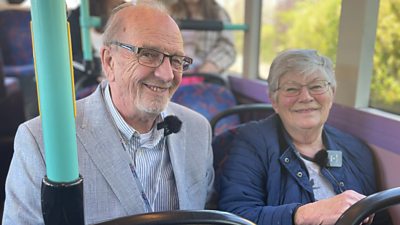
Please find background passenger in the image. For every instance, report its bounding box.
[217,49,392,225]
[68,0,125,94]
[3,2,214,224]
[166,0,236,75]
[68,0,125,63]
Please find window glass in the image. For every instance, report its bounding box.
[370,0,400,114]
[258,0,341,79]
[216,0,245,75]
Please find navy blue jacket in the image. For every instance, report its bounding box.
[217,114,391,225]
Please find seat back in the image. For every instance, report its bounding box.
[95,210,256,225]
[0,49,24,136]
[172,81,239,134]
[0,48,25,219]
[181,72,227,86]
[0,9,33,66]
[0,9,35,77]
[210,103,274,136]
[211,104,275,190]
[211,104,275,164]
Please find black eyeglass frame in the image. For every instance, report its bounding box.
[108,41,193,72]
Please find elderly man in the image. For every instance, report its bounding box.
[2,1,214,224]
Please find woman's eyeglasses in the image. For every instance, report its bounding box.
[276,80,331,97]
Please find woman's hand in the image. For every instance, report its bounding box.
[294,190,374,225]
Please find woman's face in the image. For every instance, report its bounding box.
[271,71,334,133]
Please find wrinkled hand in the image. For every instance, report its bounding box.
[294,190,374,225]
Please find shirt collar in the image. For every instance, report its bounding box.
[103,84,166,146]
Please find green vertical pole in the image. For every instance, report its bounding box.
[80,0,93,61]
[30,0,79,183]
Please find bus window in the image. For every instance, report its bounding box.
[370,0,400,115]
[258,0,341,80]
[215,0,245,76]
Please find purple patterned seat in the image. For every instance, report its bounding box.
[0,48,25,210]
[211,126,240,195]
[0,9,34,77]
[211,127,240,170]
[171,82,239,135]
[211,104,275,191]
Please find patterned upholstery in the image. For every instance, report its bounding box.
[211,126,240,194]
[0,9,34,77]
[211,104,275,192]
[0,47,25,209]
[171,82,239,135]
[1,47,20,101]
[212,127,240,170]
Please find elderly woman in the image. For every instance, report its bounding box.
[217,49,391,225]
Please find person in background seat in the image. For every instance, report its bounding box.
[68,0,125,63]
[166,0,236,84]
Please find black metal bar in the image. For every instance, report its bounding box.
[95,210,255,225]
[335,187,400,225]
[41,175,84,225]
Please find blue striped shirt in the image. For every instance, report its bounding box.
[104,84,179,211]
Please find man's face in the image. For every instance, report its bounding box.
[103,6,184,119]
[110,44,182,116]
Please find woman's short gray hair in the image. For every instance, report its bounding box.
[267,49,336,101]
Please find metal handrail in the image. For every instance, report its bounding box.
[335,187,400,225]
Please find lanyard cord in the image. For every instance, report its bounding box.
[102,86,167,212]
[128,137,166,212]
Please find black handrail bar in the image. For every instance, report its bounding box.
[335,187,400,225]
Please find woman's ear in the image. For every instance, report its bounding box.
[100,46,115,81]
[271,98,279,114]
[269,92,279,114]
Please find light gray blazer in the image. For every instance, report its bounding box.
[2,83,215,225]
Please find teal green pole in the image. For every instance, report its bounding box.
[80,0,101,61]
[31,0,79,183]
[223,23,248,31]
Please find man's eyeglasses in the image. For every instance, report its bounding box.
[275,80,331,97]
[108,41,193,72]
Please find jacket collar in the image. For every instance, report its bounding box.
[78,82,192,211]
[77,82,146,214]
[160,105,190,209]
[277,117,346,194]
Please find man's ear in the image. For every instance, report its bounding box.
[100,46,115,81]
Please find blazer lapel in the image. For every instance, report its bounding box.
[164,107,191,209]
[167,128,190,209]
[76,85,146,214]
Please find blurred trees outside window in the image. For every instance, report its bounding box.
[222,0,400,115]
[370,0,400,114]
